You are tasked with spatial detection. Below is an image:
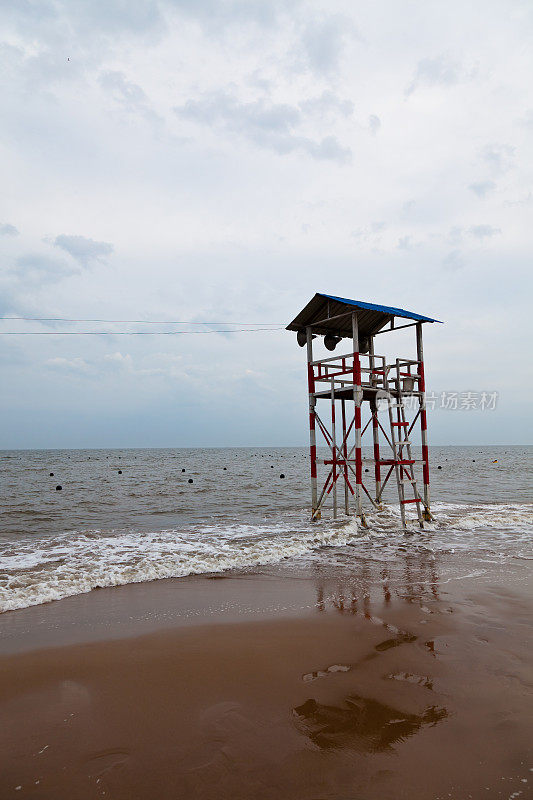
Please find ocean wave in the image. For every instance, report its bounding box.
[0,521,359,613]
[1,501,532,613]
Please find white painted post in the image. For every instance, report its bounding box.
[369,335,382,504]
[307,327,319,520]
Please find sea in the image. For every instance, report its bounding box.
[0,446,532,613]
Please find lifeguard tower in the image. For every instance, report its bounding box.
[287,294,442,529]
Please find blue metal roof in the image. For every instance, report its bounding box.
[321,294,442,324]
[286,293,442,338]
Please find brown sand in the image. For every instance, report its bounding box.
[1,565,532,799]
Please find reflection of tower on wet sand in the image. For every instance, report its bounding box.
[293,694,447,752]
[287,294,442,528]
[313,545,441,620]
[288,559,454,776]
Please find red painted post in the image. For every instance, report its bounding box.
[352,312,365,525]
[416,322,431,521]
[331,379,337,518]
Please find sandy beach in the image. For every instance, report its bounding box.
[1,557,531,800]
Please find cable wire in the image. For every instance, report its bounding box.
[0,327,284,335]
[1,317,283,325]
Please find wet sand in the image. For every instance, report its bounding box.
[1,563,532,799]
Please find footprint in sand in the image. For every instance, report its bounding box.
[302,664,351,682]
[375,633,417,651]
[387,672,434,690]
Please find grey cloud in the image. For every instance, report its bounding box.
[73,0,162,35]
[0,1,165,65]
[520,109,533,128]
[468,225,501,239]
[300,15,355,75]
[406,54,461,96]
[99,70,161,123]
[447,226,463,245]
[442,250,463,272]
[246,70,272,92]
[2,0,295,46]
[304,136,351,163]
[14,253,80,284]
[53,235,114,267]
[469,181,496,198]
[351,222,387,242]
[505,191,533,208]
[299,91,354,119]
[178,91,299,130]
[175,90,351,163]
[368,115,381,135]
[482,144,515,174]
[397,236,417,251]
[168,0,297,27]
[0,223,19,236]
[100,71,149,108]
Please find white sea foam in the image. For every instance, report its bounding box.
[0,521,359,612]
[1,502,531,613]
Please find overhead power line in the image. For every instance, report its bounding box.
[0,327,284,336]
[1,317,283,325]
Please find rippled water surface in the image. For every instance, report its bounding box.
[1,446,531,611]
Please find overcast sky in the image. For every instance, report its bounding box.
[1,0,531,448]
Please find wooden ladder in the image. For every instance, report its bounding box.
[385,360,424,530]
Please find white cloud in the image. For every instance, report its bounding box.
[45,356,91,373]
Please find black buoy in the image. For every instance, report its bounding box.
[118,470,122,474]
[56,485,62,491]
[437,465,442,470]
[50,472,54,477]
[271,465,274,468]
[188,478,193,484]
[473,459,475,462]
[365,468,369,473]
[223,467,227,470]
[280,474,285,479]
[182,468,185,472]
